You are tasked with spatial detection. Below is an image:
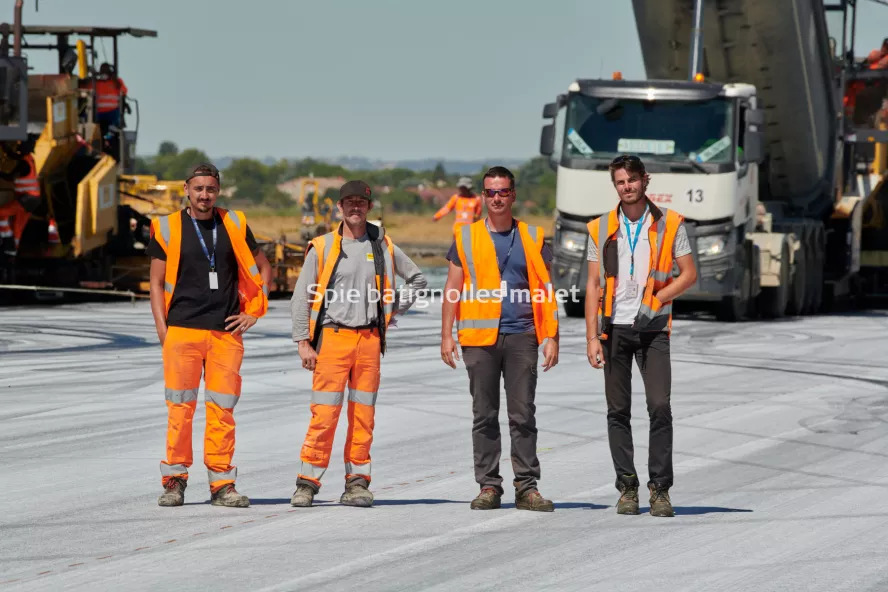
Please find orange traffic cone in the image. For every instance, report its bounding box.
[48,217,60,244]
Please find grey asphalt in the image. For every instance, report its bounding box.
[2,299,887,591]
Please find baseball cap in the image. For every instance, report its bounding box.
[458,176,472,189]
[339,180,372,201]
[186,163,221,183]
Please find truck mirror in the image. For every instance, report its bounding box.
[744,129,765,164]
[540,123,556,156]
[745,108,764,126]
[542,102,559,119]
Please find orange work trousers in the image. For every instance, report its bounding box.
[160,326,244,493]
[297,326,381,490]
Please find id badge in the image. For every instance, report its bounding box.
[625,281,638,299]
[209,271,219,290]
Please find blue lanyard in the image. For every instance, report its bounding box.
[189,209,217,271]
[486,218,515,274]
[622,207,648,279]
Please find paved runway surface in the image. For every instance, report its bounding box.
[2,298,888,591]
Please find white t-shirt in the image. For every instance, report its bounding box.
[587,208,691,324]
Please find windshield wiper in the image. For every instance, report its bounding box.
[684,157,710,174]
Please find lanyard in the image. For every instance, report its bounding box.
[486,218,515,274]
[189,209,217,272]
[622,206,648,279]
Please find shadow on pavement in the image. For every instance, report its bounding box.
[498,502,610,510]
[373,498,468,506]
[638,506,753,515]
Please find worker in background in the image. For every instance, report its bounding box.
[584,154,697,518]
[440,166,559,512]
[434,176,482,232]
[0,142,41,258]
[289,180,427,508]
[91,63,129,136]
[147,163,273,508]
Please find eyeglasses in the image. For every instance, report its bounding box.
[483,188,513,197]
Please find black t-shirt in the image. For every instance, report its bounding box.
[147,209,260,332]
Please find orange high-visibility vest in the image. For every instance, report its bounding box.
[587,201,684,340]
[149,208,268,318]
[434,194,482,225]
[93,78,127,113]
[14,154,39,199]
[307,222,397,350]
[452,219,559,347]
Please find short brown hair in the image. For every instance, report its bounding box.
[608,154,646,183]
[482,165,515,190]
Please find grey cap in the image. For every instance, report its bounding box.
[457,176,472,189]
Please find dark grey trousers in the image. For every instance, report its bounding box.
[602,325,673,491]
[461,331,541,496]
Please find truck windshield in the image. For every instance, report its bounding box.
[563,95,735,164]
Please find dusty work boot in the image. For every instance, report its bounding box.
[340,481,374,507]
[648,483,675,517]
[157,477,186,507]
[210,483,250,508]
[290,484,316,507]
[470,487,502,510]
[616,482,640,515]
[515,488,555,512]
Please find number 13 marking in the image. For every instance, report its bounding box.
[687,189,704,203]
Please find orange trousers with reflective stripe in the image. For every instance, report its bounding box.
[298,326,380,489]
[160,326,244,493]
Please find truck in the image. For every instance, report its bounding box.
[539,0,888,321]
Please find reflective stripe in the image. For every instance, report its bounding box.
[249,264,259,276]
[299,461,327,480]
[228,211,242,231]
[345,461,371,476]
[457,318,500,330]
[651,270,670,282]
[460,224,477,287]
[262,284,269,296]
[159,215,171,244]
[206,390,239,409]
[655,212,667,264]
[310,309,319,321]
[160,462,188,477]
[528,225,539,243]
[311,390,344,406]
[165,387,198,404]
[164,281,173,294]
[323,235,334,264]
[382,242,395,317]
[638,302,673,319]
[598,217,610,288]
[208,467,237,483]
[348,388,378,406]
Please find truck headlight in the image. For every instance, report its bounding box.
[696,235,726,257]
[558,230,587,253]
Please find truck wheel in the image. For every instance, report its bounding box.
[716,264,750,322]
[787,235,806,316]
[562,297,586,318]
[810,226,825,312]
[759,241,790,318]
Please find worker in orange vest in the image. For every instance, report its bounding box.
[289,180,427,508]
[0,150,40,257]
[147,163,273,508]
[434,176,483,232]
[90,63,129,134]
[585,154,697,518]
[440,166,560,512]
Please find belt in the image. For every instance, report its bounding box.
[323,322,378,332]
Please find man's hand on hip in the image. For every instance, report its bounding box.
[225,313,257,335]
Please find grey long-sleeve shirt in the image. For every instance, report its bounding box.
[290,232,428,342]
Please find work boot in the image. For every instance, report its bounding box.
[340,481,374,507]
[648,483,675,517]
[290,484,316,507]
[515,488,555,512]
[210,483,250,508]
[616,482,640,515]
[470,487,502,510]
[157,477,186,507]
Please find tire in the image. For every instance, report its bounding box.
[787,233,806,316]
[759,241,790,318]
[716,248,751,322]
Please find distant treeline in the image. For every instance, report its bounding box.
[135,141,557,215]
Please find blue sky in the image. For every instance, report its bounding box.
[13,0,888,162]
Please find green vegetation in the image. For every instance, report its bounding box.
[136,142,558,216]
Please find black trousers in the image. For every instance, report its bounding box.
[602,324,673,491]
[462,331,541,496]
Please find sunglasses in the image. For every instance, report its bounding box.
[483,188,513,197]
[611,154,642,165]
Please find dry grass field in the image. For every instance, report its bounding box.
[244,210,556,247]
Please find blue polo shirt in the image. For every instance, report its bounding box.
[446,221,553,334]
